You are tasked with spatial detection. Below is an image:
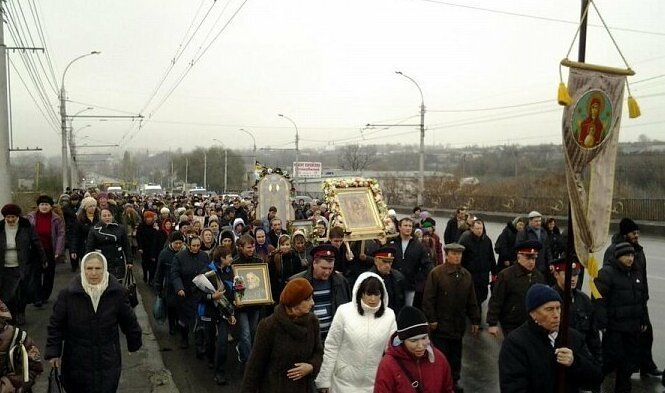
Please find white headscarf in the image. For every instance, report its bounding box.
[80,252,110,312]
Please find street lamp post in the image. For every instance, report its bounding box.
[60,51,100,191]
[239,128,256,185]
[70,122,91,187]
[395,71,425,206]
[277,114,299,188]
[212,139,228,193]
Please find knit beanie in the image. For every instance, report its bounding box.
[619,218,639,236]
[614,242,635,259]
[36,194,54,206]
[280,278,314,307]
[396,306,429,341]
[525,284,562,312]
[1,204,21,217]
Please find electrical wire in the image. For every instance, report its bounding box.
[8,57,59,133]
[29,0,59,89]
[412,0,665,37]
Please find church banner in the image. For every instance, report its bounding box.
[561,64,628,298]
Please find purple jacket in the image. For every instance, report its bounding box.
[27,211,66,256]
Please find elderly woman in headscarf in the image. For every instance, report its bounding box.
[46,252,142,393]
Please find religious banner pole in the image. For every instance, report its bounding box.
[556,1,641,392]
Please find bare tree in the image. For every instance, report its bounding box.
[338,144,377,171]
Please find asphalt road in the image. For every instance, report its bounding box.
[144,217,665,392]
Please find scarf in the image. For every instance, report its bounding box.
[80,252,110,313]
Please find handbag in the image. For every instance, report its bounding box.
[124,268,139,308]
[153,296,166,323]
[47,367,65,393]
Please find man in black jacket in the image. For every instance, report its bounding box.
[488,240,545,338]
[595,242,649,393]
[459,219,496,319]
[499,284,602,392]
[388,218,431,308]
[602,217,661,378]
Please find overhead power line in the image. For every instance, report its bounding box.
[413,0,665,37]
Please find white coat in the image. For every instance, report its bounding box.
[315,271,397,393]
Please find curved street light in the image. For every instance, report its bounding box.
[277,114,299,187]
[395,71,425,206]
[60,51,100,191]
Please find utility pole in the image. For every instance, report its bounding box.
[185,158,188,187]
[0,4,13,205]
[203,151,207,190]
[224,149,228,193]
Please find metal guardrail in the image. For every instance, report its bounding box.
[418,195,665,222]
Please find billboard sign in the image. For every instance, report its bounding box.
[293,162,322,178]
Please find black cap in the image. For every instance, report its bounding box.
[515,239,542,254]
[619,218,639,236]
[310,244,337,260]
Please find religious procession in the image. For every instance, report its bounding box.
[0,151,662,393]
[0,1,663,393]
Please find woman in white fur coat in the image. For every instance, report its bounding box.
[315,271,396,393]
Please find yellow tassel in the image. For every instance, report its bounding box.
[558,82,572,106]
[587,255,603,299]
[627,95,641,118]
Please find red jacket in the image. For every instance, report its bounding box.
[374,333,454,393]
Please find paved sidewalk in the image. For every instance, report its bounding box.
[27,263,179,392]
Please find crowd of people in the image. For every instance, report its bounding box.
[0,189,661,392]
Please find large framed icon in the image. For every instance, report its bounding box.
[231,263,274,307]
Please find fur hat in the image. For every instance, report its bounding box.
[619,218,639,236]
[143,210,156,219]
[1,203,21,217]
[614,242,635,259]
[526,284,562,312]
[396,306,429,341]
[36,194,54,206]
[80,197,98,210]
[160,207,170,215]
[280,278,313,307]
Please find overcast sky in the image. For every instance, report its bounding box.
[6,0,664,157]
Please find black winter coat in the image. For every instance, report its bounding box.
[136,221,162,264]
[0,217,46,281]
[86,222,130,280]
[369,266,407,314]
[594,257,648,333]
[459,230,497,287]
[487,263,545,331]
[154,245,178,306]
[603,233,649,300]
[495,221,519,271]
[387,237,431,291]
[170,248,209,327]
[554,286,602,360]
[45,276,142,393]
[499,319,602,393]
[72,215,98,258]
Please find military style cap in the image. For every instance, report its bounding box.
[550,257,580,274]
[310,244,337,260]
[443,242,465,252]
[515,239,542,255]
[373,246,397,259]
